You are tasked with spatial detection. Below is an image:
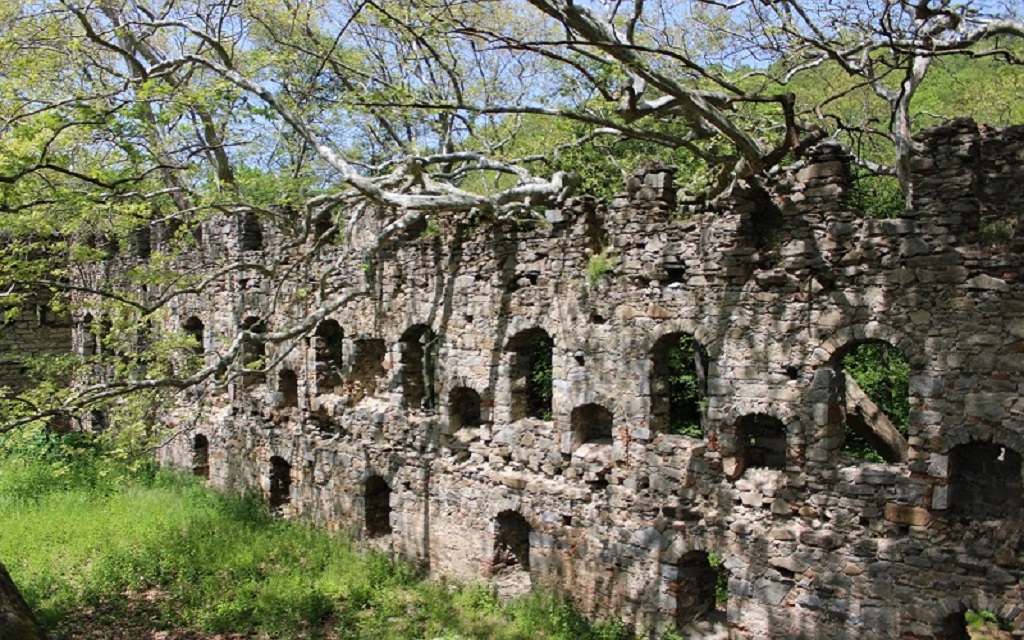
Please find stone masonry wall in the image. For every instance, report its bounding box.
[101,119,1024,638]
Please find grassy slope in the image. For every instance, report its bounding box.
[0,453,626,640]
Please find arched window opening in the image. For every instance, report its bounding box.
[279,369,299,408]
[96,315,112,356]
[949,442,1023,519]
[192,434,210,479]
[493,511,532,573]
[571,403,614,449]
[939,609,1013,640]
[397,324,437,410]
[313,210,337,243]
[130,225,152,259]
[183,316,204,355]
[365,475,393,537]
[81,314,97,357]
[351,338,386,397]
[449,387,482,431]
[241,316,266,384]
[89,409,107,433]
[239,212,263,251]
[313,320,344,393]
[735,414,787,474]
[136,320,155,364]
[506,328,553,421]
[269,456,291,511]
[650,332,707,437]
[669,551,726,628]
[837,341,910,463]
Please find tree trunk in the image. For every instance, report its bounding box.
[0,563,47,640]
[844,374,910,464]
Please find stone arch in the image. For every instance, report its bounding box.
[505,328,553,421]
[182,316,204,355]
[571,403,614,449]
[932,598,1020,640]
[81,314,97,357]
[733,413,788,476]
[650,331,707,437]
[313,319,344,393]
[239,212,263,251]
[268,456,291,511]
[278,368,298,408]
[493,510,532,573]
[821,338,910,463]
[397,324,437,410]
[448,386,482,431]
[948,441,1023,519]
[364,475,393,537]
[815,322,922,369]
[192,434,210,479]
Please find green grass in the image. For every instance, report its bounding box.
[0,440,628,639]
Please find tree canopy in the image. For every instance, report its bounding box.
[0,0,1021,426]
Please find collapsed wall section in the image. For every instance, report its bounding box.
[138,121,1024,638]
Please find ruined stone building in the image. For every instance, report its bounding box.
[60,120,1024,637]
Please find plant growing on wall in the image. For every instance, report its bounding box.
[586,248,617,287]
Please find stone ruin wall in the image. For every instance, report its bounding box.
[70,119,1024,638]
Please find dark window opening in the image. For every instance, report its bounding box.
[507,328,553,421]
[669,551,725,627]
[136,320,155,364]
[493,511,532,572]
[314,320,344,393]
[183,316,204,355]
[571,403,614,449]
[89,409,107,432]
[836,341,909,463]
[398,324,437,410]
[239,212,263,251]
[192,434,210,479]
[663,264,686,284]
[279,369,299,408]
[449,386,482,431]
[949,442,1023,519]
[735,414,787,474]
[130,225,152,259]
[96,316,113,356]
[651,332,707,437]
[313,210,337,243]
[241,317,266,384]
[365,475,393,537]
[269,456,291,510]
[81,314,97,357]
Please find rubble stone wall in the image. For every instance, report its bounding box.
[126,119,1024,637]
